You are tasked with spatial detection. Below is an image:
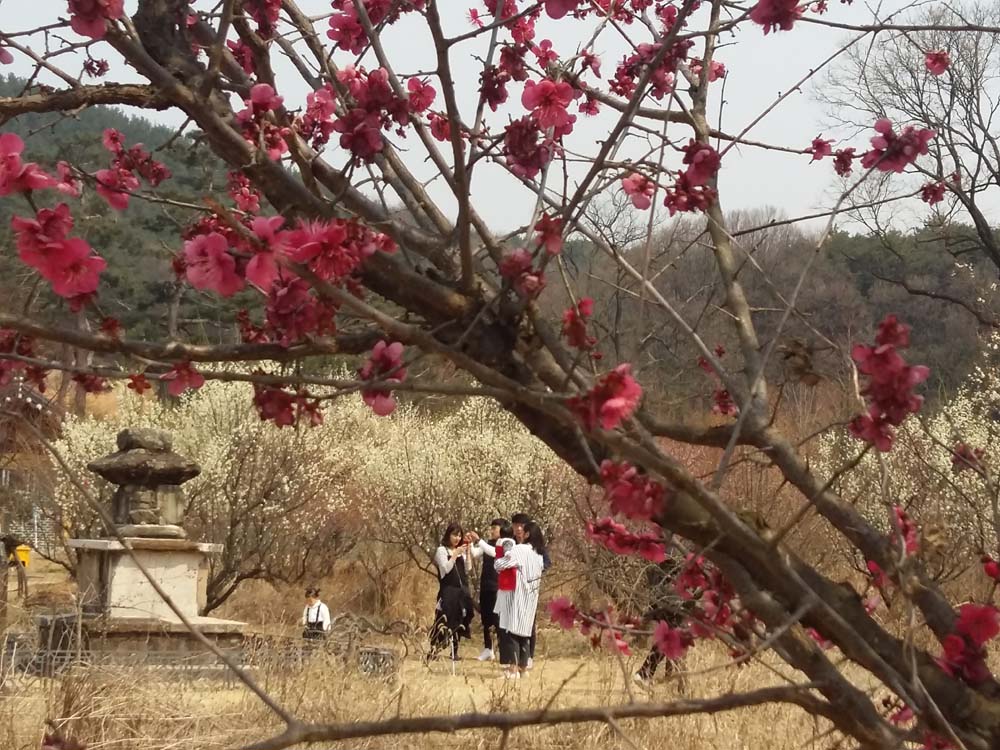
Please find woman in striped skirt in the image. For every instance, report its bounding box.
[494,521,546,679]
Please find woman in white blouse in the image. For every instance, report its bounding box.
[494,521,546,679]
[301,587,331,641]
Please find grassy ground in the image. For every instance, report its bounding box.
[0,558,862,749]
[3,645,838,750]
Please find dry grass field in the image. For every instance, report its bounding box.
[1,552,959,750]
[2,641,844,750]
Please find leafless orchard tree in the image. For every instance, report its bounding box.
[823,1,1000,277]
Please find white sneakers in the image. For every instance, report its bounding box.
[502,671,520,680]
[477,648,494,662]
[526,658,534,670]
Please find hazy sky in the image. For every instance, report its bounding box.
[2,1,953,234]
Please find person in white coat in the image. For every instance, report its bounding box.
[302,587,331,641]
[494,521,546,679]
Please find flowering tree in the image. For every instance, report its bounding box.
[817,330,1000,572]
[353,397,577,566]
[49,377,355,613]
[4,0,1000,747]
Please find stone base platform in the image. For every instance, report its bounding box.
[68,537,222,621]
[38,612,245,657]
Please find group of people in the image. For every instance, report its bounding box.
[431,513,550,679]
[301,517,697,685]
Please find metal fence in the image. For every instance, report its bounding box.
[3,617,411,687]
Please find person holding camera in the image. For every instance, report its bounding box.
[430,523,478,662]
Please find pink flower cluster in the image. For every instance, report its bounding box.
[664,173,717,216]
[328,0,426,55]
[244,0,281,38]
[951,442,985,474]
[621,172,656,209]
[263,278,338,346]
[891,505,920,556]
[567,363,642,431]
[551,551,757,664]
[610,39,693,101]
[296,86,337,150]
[358,340,407,416]
[982,555,1000,582]
[681,140,721,186]
[127,373,151,395]
[849,315,929,451]
[96,128,171,211]
[522,78,578,135]
[809,136,833,162]
[587,517,667,562]
[833,148,856,176]
[253,383,323,427]
[936,603,1000,686]
[0,329,39,389]
[696,344,736,417]
[925,50,950,76]
[533,213,564,255]
[503,117,556,180]
[67,0,124,40]
[11,203,106,299]
[83,58,110,78]
[561,297,598,353]
[599,460,668,521]
[0,133,59,196]
[228,171,261,214]
[499,249,546,298]
[748,0,804,34]
[160,361,205,397]
[236,84,289,162]
[920,180,947,205]
[860,118,935,174]
[181,213,395,303]
[688,59,727,82]
[334,66,421,164]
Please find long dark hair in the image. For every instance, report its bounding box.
[440,523,464,548]
[522,521,546,556]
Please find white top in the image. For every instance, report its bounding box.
[494,543,544,638]
[302,601,331,632]
[433,543,482,579]
[477,538,497,558]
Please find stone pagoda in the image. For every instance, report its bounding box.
[40,428,244,655]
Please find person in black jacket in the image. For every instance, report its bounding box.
[472,518,511,661]
[634,555,691,685]
[429,523,477,662]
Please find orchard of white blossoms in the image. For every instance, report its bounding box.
[4,0,1000,748]
[47,376,573,609]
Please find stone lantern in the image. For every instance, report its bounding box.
[86,427,198,538]
[44,428,245,656]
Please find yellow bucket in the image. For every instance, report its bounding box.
[10,545,30,568]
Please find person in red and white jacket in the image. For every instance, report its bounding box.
[493,522,546,679]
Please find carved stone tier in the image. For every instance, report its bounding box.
[86,427,200,538]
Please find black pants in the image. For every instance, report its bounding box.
[480,588,499,650]
[430,615,462,661]
[499,628,531,668]
[637,646,682,679]
[529,620,536,658]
